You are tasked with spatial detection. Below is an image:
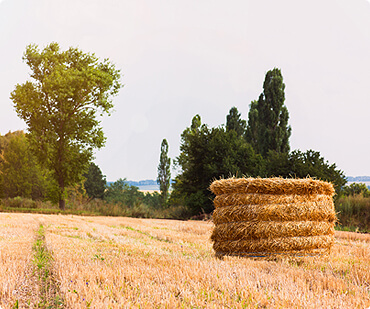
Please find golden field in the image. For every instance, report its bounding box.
[0,213,369,308]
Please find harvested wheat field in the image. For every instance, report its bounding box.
[0,213,369,308]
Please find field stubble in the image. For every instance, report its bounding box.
[0,213,369,308]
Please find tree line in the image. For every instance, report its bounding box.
[0,42,354,220]
[161,68,347,216]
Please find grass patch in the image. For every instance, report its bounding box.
[119,224,173,243]
[32,224,65,308]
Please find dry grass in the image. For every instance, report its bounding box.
[0,213,38,308]
[0,213,369,308]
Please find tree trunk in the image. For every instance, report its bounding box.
[59,199,66,211]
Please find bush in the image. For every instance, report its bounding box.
[2,197,38,209]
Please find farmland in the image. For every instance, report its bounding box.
[0,213,369,308]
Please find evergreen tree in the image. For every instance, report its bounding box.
[246,68,291,156]
[226,107,246,137]
[84,162,106,199]
[157,139,171,206]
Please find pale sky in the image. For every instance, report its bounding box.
[0,0,369,181]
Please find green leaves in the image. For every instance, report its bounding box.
[84,163,106,199]
[157,139,171,206]
[0,132,48,200]
[172,114,263,215]
[246,68,291,156]
[11,42,122,209]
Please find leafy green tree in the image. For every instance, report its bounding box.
[226,106,246,137]
[264,149,347,193]
[11,42,121,210]
[104,178,144,207]
[0,131,24,154]
[157,139,171,206]
[246,68,291,156]
[104,178,128,204]
[84,162,106,199]
[342,183,370,197]
[0,132,48,199]
[143,191,161,209]
[172,115,263,215]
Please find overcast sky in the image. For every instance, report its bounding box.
[1,0,369,181]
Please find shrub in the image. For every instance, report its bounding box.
[3,197,38,209]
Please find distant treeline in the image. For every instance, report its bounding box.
[107,179,174,188]
[2,66,369,232]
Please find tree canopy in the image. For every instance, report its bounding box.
[0,131,48,199]
[246,68,291,156]
[171,114,263,215]
[226,106,246,137]
[264,149,347,193]
[11,42,121,209]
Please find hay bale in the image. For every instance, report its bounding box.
[212,199,336,224]
[210,177,335,196]
[213,235,334,258]
[210,177,336,258]
[211,221,335,241]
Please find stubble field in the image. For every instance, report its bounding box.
[0,213,369,308]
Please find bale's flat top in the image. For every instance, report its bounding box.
[210,177,335,196]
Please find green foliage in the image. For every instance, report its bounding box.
[2,196,38,209]
[104,178,161,209]
[84,163,106,199]
[335,195,370,232]
[143,191,161,209]
[157,139,171,206]
[341,183,370,197]
[104,178,129,204]
[0,131,48,200]
[264,149,347,193]
[172,114,263,216]
[226,106,246,137]
[0,130,24,153]
[32,224,65,308]
[10,42,121,210]
[246,68,291,156]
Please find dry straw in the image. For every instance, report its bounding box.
[210,177,337,258]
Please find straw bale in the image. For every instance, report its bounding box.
[210,177,335,196]
[214,247,330,258]
[211,221,334,241]
[213,193,333,208]
[212,201,336,225]
[213,235,335,255]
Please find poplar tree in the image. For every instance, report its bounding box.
[226,106,246,137]
[246,68,291,157]
[157,139,171,206]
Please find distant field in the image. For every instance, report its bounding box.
[0,213,369,308]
